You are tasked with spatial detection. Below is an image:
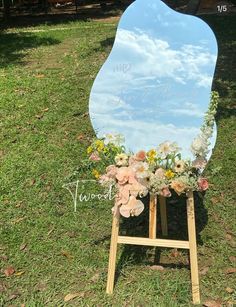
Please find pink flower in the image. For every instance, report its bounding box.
[129,180,148,197]
[155,168,165,179]
[116,167,136,185]
[135,150,146,161]
[117,184,131,205]
[160,187,171,197]
[119,196,144,218]
[128,155,136,166]
[106,165,118,178]
[89,152,100,161]
[115,179,148,208]
[198,178,209,191]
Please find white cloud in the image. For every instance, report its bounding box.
[91,113,214,159]
[89,28,217,159]
[114,29,216,88]
[90,93,132,113]
[169,101,204,118]
[91,28,216,105]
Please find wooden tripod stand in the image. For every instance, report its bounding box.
[106,191,200,305]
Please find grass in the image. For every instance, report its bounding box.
[0,15,236,307]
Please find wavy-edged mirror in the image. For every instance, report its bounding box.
[89,0,218,161]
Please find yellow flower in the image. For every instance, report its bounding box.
[92,169,100,179]
[165,170,175,179]
[87,146,93,154]
[147,149,156,163]
[95,140,104,152]
[147,149,156,159]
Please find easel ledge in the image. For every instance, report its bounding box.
[117,236,190,249]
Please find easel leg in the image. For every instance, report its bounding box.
[106,211,120,294]
[149,194,157,239]
[187,191,200,305]
[159,196,168,236]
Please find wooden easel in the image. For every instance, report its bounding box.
[106,191,200,305]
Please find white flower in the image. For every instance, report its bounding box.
[174,160,186,173]
[203,126,213,138]
[115,153,128,166]
[155,167,165,179]
[139,173,155,188]
[104,133,125,146]
[191,92,219,159]
[190,135,209,157]
[192,157,207,169]
[132,162,149,179]
[158,141,181,156]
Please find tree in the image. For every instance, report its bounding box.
[3,0,11,21]
[186,0,201,14]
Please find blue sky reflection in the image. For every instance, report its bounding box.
[89,0,218,159]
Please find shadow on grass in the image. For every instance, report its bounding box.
[0,1,134,30]
[0,32,61,68]
[93,36,115,53]
[216,106,236,121]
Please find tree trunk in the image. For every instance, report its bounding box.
[186,0,201,14]
[3,0,11,21]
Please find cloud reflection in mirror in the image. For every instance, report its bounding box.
[89,0,218,160]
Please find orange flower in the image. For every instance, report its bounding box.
[171,179,186,195]
[135,150,146,161]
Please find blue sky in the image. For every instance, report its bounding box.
[89,0,218,159]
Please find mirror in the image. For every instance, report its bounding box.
[89,0,218,160]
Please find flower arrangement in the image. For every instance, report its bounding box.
[84,92,219,218]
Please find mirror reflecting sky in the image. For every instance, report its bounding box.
[89,0,218,159]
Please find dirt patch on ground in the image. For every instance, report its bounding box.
[25,36,76,69]
[93,15,120,22]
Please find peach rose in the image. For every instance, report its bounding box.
[135,150,146,161]
[116,167,136,185]
[198,178,209,191]
[171,179,186,195]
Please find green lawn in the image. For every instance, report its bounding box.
[0,16,235,306]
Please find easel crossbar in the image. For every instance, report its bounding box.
[117,236,190,249]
